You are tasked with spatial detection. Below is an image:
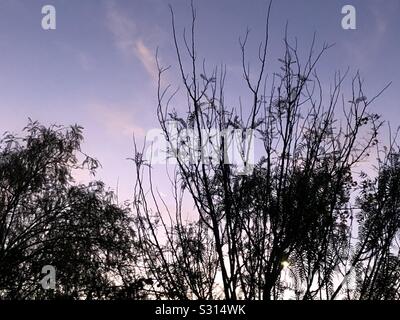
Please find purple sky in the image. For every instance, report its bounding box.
[1,0,399,202]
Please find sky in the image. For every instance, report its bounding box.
[0,0,399,202]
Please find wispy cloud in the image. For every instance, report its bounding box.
[105,2,158,81]
[55,41,94,72]
[134,39,159,81]
[106,2,137,55]
[369,0,390,37]
[76,51,94,71]
[89,103,146,138]
[341,0,396,69]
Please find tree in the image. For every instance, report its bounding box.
[132,1,396,300]
[335,140,400,300]
[0,121,137,299]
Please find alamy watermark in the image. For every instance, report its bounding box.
[41,5,56,30]
[144,122,255,175]
[39,4,357,31]
[40,265,56,290]
[341,5,356,30]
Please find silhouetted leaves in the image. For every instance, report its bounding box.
[0,121,138,300]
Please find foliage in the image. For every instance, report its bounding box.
[0,121,138,299]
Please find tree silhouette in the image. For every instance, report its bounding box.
[0,121,138,299]
[1,2,399,301]
[340,144,400,300]
[131,2,397,300]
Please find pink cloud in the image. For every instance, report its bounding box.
[134,39,158,81]
[89,103,146,138]
[106,2,158,81]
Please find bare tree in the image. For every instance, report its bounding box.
[132,1,395,300]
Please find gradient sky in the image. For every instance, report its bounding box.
[1,0,399,202]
